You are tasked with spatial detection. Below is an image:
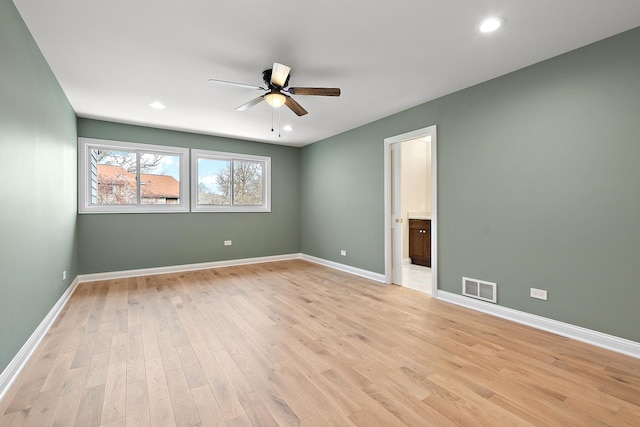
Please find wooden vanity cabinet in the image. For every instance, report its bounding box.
[409,219,431,267]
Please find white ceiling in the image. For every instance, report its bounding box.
[13,0,640,147]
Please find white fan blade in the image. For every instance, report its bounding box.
[208,78,265,91]
[271,63,291,87]
[236,95,265,111]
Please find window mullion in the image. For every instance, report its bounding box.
[230,159,235,207]
[261,160,266,207]
[136,151,141,206]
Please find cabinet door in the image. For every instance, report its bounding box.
[409,219,431,266]
[423,228,431,267]
[409,227,425,260]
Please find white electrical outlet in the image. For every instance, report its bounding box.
[224,240,232,246]
[62,271,67,280]
[530,288,548,300]
[340,250,347,256]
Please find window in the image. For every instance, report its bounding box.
[191,149,271,212]
[78,138,189,213]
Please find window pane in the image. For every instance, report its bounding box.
[80,138,189,214]
[190,149,271,213]
[93,148,137,205]
[233,160,263,206]
[140,153,181,205]
[198,158,231,205]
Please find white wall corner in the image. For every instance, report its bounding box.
[0,276,81,402]
[436,291,640,360]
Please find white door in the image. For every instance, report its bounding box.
[391,143,403,285]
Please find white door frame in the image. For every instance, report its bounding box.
[384,125,438,296]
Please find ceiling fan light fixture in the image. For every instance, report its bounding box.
[265,92,286,108]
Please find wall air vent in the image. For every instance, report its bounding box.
[462,277,497,303]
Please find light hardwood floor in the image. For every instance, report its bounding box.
[1,260,639,426]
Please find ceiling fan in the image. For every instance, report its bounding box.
[208,62,340,117]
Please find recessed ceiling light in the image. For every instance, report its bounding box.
[283,125,293,132]
[479,17,505,33]
[148,101,166,110]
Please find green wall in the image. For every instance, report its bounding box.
[0,0,78,373]
[300,126,385,273]
[301,27,640,342]
[77,119,300,274]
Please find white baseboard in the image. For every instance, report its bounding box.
[77,253,302,283]
[300,254,386,283]
[402,257,411,265]
[0,276,81,402]
[77,253,386,286]
[436,291,640,360]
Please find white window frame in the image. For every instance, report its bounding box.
[78,138,189,214]
[191,149,271,213]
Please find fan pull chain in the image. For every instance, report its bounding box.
[278,107,282,138]
[271,108,275,132]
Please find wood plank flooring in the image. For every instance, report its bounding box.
[1,259,639,426]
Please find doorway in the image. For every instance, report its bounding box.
[384,126,437,296]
